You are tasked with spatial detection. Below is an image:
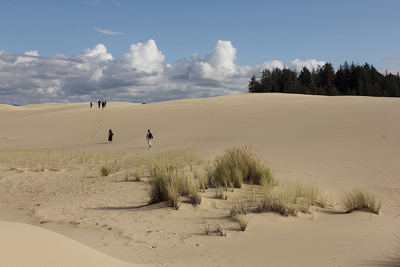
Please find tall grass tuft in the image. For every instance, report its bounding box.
[148,163,201,207]
[211,146,275,188]
[344,187,383,215]
[100,165,111,176]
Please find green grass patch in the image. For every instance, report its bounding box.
[100,165,111,176]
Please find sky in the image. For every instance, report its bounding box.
[0,0,399,105]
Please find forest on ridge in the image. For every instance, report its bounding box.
[248,62,400,97]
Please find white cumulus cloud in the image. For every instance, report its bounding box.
[0,40,327,105]
[290,59,326,72]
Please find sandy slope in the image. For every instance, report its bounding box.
[1,93,400,266]
[0,221,149,267]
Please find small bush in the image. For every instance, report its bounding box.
[100,165,111,176]
[344,187,383,215]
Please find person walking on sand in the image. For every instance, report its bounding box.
[98,100,101,108]
[146,129,153,148]
[108,129,114,143]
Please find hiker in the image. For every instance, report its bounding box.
[108,129,114,143]
[146,129,153,148]
[102,101,105,110]
[98,100,101,108]
[90,102,92,108]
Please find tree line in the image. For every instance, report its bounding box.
[248,62,400,97]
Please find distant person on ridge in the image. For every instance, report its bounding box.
[146,129,153,148]
[90,102,92,108]
[108,129,114,143]
[98,100,101,108]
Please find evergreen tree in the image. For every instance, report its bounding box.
[248,75,261,93]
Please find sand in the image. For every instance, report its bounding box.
[0,93,399,266]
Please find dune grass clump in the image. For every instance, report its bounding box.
[211,146,276,188]
[194,169,209,191]
[259,182,328,216]
[260,186,299,216]
[100,165,111,176]
[148,163,201,208]
[188,180,202,205]
[344,187,383,215]
[233,214,251,231]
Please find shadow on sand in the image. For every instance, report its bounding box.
[89,201,169,212]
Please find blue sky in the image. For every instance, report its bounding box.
[1,0,399,105]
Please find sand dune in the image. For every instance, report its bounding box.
[1,93,400,266]
[0,221,149,267]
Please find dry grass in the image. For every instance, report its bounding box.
[215,186,228,200]
[211,146,276,188]
[0,147,375,232]
[148,163,202,207]
[233,214,251,231]
[134,169,142,182]
[258,182,329,216]
[203,222,213,235]
[230,197,251,216]
[344,187,383,215]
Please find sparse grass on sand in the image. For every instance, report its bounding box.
[344,187,383,215]
[0,147,383,239]
[259,182,330,216]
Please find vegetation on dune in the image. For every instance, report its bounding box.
[0,147,384,235]
[344,187,383,215]
[211,146,277,188]
[100,165,111,176]
[148,163,202,208]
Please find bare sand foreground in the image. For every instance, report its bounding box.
[0,93,400,267]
